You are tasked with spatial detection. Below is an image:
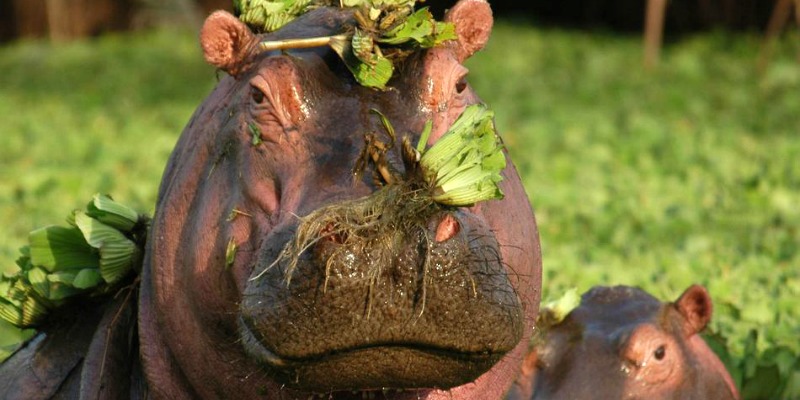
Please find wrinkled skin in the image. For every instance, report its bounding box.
[0,2,541,398]
[507,285,739,400]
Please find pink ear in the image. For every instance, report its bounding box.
[200,11,257,76]
[675,285,713,335]
[444,0,494,62]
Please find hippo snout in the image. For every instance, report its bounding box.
[240,203,523,392]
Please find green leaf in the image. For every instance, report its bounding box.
[0,300,22,327]
[542,288,581,324]
[98,241,137,284]
[418,104,506,206]
[28,226,98,272]
[26,266,49,299]
[72,269,103,290]
[236,0,314,32]
[427,21,457,47]
[73,212,137,284]
[86,194,139,232]
[351,29,376,64]
[379,8,435,45]
[46,271,77,285]
[226,238,238,269]
[416,120,433,153]
[74,212,128,250]
[45,270,85,301]
[330,36,394,89]
[19,296,48,327]
[249,123,263,146]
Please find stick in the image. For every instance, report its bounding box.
[259,34,350,52]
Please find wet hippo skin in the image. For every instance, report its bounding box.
[507,285,740,400]
[0,1,543,399]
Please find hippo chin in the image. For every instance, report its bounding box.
[138,1,542,399]
[508,285,739,400]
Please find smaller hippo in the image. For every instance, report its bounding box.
[509,285,739,400]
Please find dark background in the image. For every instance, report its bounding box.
[0,0,785,43]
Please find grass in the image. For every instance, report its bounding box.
[1,22,799,397]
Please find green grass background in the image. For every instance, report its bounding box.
[1,22,798,397]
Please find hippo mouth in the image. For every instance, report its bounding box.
[238,193,524,393]
[239,316,505,394]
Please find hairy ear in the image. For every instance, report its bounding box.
[674,285,713,336]
[200,11,257,76]
[444,0,493,62]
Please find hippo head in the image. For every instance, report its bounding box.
[526,285,739,400]
[138,1,542,398]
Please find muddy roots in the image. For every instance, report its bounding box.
[252,182,446,288]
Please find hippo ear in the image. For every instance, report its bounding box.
[674,284,713,336]
[444,0,494,62]
[200,11,257,76]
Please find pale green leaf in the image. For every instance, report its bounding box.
[415,120,433,153]
[98,241,137,284]
[86,194,139,232]
[28,226,98,272]
[74,212,129,250]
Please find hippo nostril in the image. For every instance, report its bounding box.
[435,214,460,242]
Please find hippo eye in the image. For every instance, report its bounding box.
[654,345,666,361]
[250,86,265,104]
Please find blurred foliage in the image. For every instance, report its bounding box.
[1,21,799,397]
[465,25,799,397]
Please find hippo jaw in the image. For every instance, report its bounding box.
[239,205,524,393]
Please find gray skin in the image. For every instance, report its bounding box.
[507,285,740,400]
[0,1,543,399]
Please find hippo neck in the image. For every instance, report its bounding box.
[0,285,147,399]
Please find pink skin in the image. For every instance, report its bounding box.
[138,2,543,399]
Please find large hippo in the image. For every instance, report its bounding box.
[508,285,739,400]
[0,1,542,399]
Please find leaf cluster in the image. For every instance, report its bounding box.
[234,0,318,33]
[417,104,506,206]
[0,194,148,329]
[340,4,456,88]
[240,0,457,89]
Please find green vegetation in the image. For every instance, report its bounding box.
[0,194,147,329]
[1,21,798,397]
[418,104,506,206]
[466,25,800,398]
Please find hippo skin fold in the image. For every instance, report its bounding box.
[0,1,545,399]
[509,285,740,400]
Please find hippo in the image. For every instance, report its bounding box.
[507,285,739,400]
[0,1,543,399]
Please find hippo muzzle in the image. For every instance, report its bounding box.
[240,205,523,391]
